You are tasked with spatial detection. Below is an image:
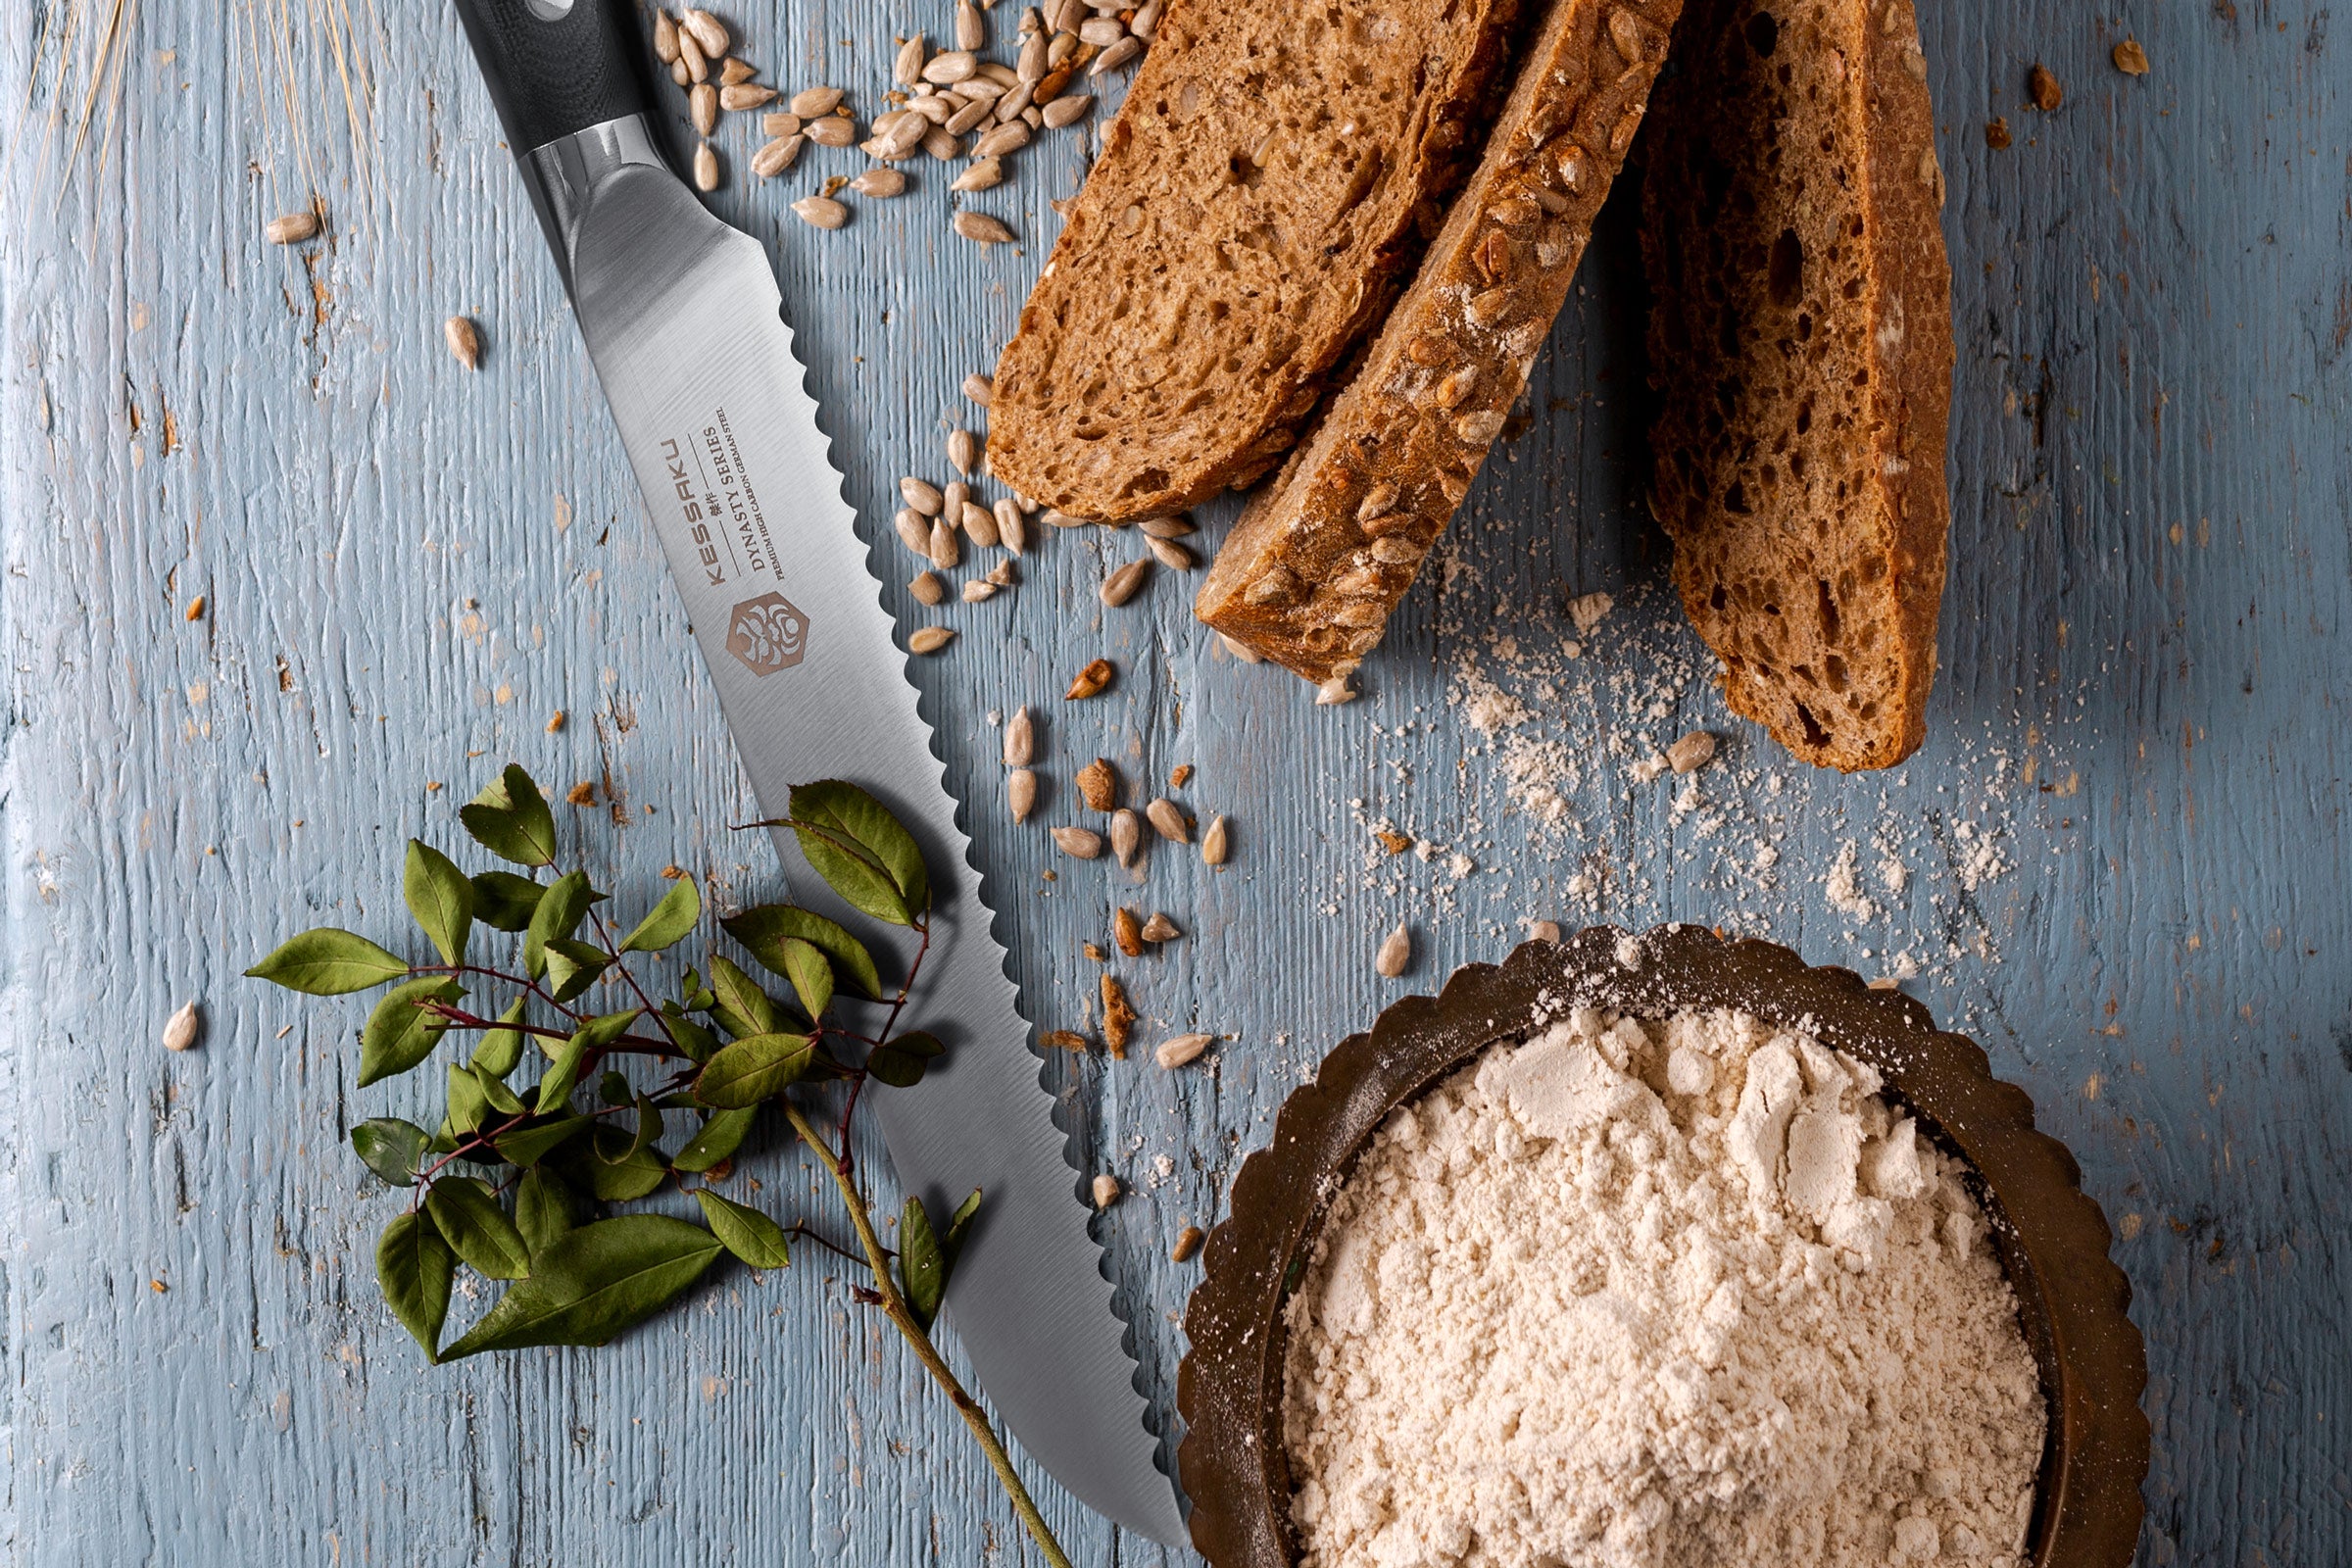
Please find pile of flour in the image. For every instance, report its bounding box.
[1282,1008,2045,1568]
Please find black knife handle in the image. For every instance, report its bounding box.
[452,0,652,156]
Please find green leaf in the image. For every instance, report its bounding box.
[619,877,701,954]
[471,998,528,1079]
[474,1063,526,1117]
[523,869,601,980]
[672,1106,758,1173]
[425,1176,532,1281]
[246,928,409,996]
[597,1095,662,1165]
[438,1215,723,1359]
[584,1126,669,1200]
[535,1008,641,1114]
[703,955,783,1040]
[492,1112,591,1168]
[351,1117,432,1187]
[944,1187,983,1273]
[770,936,835,1023]
[786,830,906,926]
[471,871,546,933]
[724,906,883,1002]
[542,937,611,1004]
[446,1060,490,1137]
[694,1190,792,1269]
[899,1195,946,1328]
[377,1209,456,1360]
[403,839,474,967]
[358,976,463,1087]
[695,1032,817,1108]
[460,763,558,868]
[789,779,931,921]
[867,1030,945,1089]
[659,1002,719,1065]
[514,1167,576,1253]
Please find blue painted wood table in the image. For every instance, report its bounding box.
[2,0,2344,1562]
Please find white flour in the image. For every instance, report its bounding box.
[1282,1008,2045,1568]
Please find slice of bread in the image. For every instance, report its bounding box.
[1641,0,1953,770]
[985,0,1524,521]
[1197,0,1684,679]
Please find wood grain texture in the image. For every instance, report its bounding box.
[1,0,2344,1563]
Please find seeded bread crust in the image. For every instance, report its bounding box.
[986,0,1524,521]
[1642,0,1953,771]
[1197,0,1684,679]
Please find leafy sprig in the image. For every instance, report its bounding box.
[249,764,1074,1567]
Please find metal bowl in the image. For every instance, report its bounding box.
[1176,923,2149,1568]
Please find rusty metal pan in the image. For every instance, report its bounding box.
[1177,923,2149,1568]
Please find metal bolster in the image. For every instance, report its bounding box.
[515,115,670,298]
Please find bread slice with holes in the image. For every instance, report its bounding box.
[1641,0,1953,770]
[1197,0,1684,678]
[984,0,1525,521]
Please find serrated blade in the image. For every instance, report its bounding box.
[557,154,1183,1543]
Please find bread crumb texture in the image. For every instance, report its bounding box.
[988,0,1521,519]
[1642,0,1954,771]
[1283,1007,2044,1568]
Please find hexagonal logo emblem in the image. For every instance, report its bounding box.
[724,592,809,676]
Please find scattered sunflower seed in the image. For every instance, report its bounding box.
[973,121,1031,157]
[923,49,980,84]
[944,480,971,522]
[895,35,927,85]
[1315,674,1356,706]
[901,476,945,514]
[964,372,996,407]
[444,316,480,369]
[953,211,1017,244]
[762,110,803,136]
[989,498,1024,551]
[752,134,806,177]
[949,427,981,474]
[1077,758,1118,810]
[1089,36,1141,74]
[1172,1224,1204,1262]
[1092,1173,1121,1208]
[720,82,776,112]
[895,510,929,554]
[1113,906,1144,956]
[1139,911,1181,943]
[957,0,987,49]
[719,56,757,85]
[1004,707,1036,765]
[1000,504,1029,555]
[792,85,845,117]
[1666,729,1717,774]
[1053,825,1103,859]
[681,8,728,57]
[1067,659,1114,699]
[987,560,1018,586]
[1101,975,1136,1056]
[694,142,722,191]
[909,570,947,605]
[1100,559,1152,606]
[1201,814,1230,864]
[1144,798,1189,843]
[1008,768,1039,820]
[1374,922,1410,977]
[162,1001,201,1053]
[907,625,956,654]
[962,579,999,603]
[924,125,964,160]
[1147,536,1197,570]
[264,211,318,245]
[1077,16,1125,44]
[806,113,857,147]
[790,193,846,227]
[927,517,961,568]
[946,97,995,134]
[654,9,682,63]
[1133,0,1164,36]
[1109,808,1143,868]
[1042,93,1094,129]
[1155,1032,1210,1069]
[677,27,709,82]
[962,499,1000,546]
[1137,514,1196,538]
[952,157,1005,192]
[690,83,720,134]
[1043,508,1092,529]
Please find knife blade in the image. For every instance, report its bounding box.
[452,0,1184,1543]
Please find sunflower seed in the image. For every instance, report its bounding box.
[1076,16,1126,44]
[1145,798,1189,843]
[162,1001,201,1053]
[1042,92,1094,128]
[945,479,971,519]
[1113,906,1144,956]
[927,517,961,568]
[1132,0,1164,37]
[1527,918,1563,943]
[1017,30,1050,79]
[790,192,847,226]
[948,427,981,474]
[922,49,978,84]
[1218,633,1264,664]
[1374,922,1410,977]
[654,9,682,63]
[1110,808,1143,867]
[946,97,993,134]
[973,120,1032,157]
[682,8,728,56]
[924,126,963,160]
[1090,34,1142,74]
[807,113,857,147]
[894,510,929,554]
[1043,508,1091,529]
[996,80,1038,121]
[908,625,957,655]
[988,560,1018,586]
[694,142,722,190]
[752,134,806,177]
[1008,768,1039,821]
[1155,1032,1210,1068]
[1139,911,1181,942]
[671,57,692,85]
[792,85,845,117]
[690,82,719,134]
[720,56,757,85]
[1101,974,1136,1055]
[895,35,927,85]
[1053,825,1103,859]
[1100,559,1152,606]
[1092,1173,1121,1208]
[1172,1225,1204,1261]
[1137,514,1197,539]
[952,157,1005,192]
[677,27,708,81]
[954,211,1016,244]
[1315,674,1356,706]
[909,570,947,605]
[849,166,906,197]
[999,503,1029,554]
[264,211,318,244]
[445,316,480,369]
[1067,658,1114,698]
[900,476,945,514]
[965,372,996,407]
[962,579,998,603]
[961,500,1000,547]
[1147,536,1197,570]
[720,82,776,111]
[1077,758,1118,810]
[957,0,987,49]
[1666,729,1717,774]
[1201,814,1230,864]
[1004,706,1037,765]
